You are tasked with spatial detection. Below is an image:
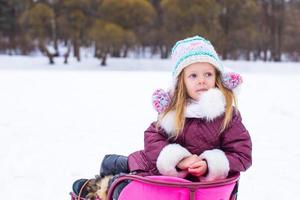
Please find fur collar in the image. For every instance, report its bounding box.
[159,88,225,134]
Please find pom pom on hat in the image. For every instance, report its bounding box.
[221,72,243,90]
[152,89,171,113]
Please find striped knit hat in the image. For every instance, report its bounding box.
[171,35,242,90]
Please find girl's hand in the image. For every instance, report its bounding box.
[177,154,202,170]
[188,160,208,177]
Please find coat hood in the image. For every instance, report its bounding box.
[159,88,226,135]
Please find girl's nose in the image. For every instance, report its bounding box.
[198,77,205,85]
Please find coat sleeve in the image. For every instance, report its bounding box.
[220,110,252,173]
[144,122,191,178]
[143,122,169,166]
[198,110,252,181]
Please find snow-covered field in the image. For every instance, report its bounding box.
[0,55,300,200]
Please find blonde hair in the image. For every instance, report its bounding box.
[159,69,237,138]
[215,70,238,132]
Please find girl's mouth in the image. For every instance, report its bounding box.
[196,89,208,92]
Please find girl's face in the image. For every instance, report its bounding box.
[183,62,216,101]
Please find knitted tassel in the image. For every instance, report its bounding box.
[221,72,243,90]
[152,89,171,113]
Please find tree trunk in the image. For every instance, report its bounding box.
[159,45,169,59]
[263,49,268,61]
[123,46,129,58]
[101,53,107,66]
[245,50,251,61]
[111,49,121,57]
[51,18,59,57]
[219,2,230,60]
[8,34,15,55]
[73,38,81,62]
[39,43,55,64]
[94,45,98,57]
[222,45,228,60]
[270,0,285,62]
[64,42,71,64]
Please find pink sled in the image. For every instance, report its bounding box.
[107,174,239,200]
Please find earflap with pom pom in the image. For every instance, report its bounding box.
[152,89,171,114]
[221,71,243,90]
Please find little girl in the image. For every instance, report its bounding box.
[72,35,252,200]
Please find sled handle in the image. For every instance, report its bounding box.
[107,174,240,200]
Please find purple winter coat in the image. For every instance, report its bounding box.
[128,110,252,181]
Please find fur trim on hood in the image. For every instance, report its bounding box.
[199,149,230,181]
[156,144,191,178]
[159,88,225,135]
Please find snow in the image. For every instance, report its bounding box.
[0,55,300,200]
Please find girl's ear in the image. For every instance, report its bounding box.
[152,89,171,113]
[221,72,243,90]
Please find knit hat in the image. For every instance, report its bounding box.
[171,35,242,90]
[152,35,243,113]
[171,35,222,79]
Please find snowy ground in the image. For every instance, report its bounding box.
[0,55,300,200]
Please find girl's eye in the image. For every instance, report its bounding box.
[205,72,213,77]
[189,73,197,78]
